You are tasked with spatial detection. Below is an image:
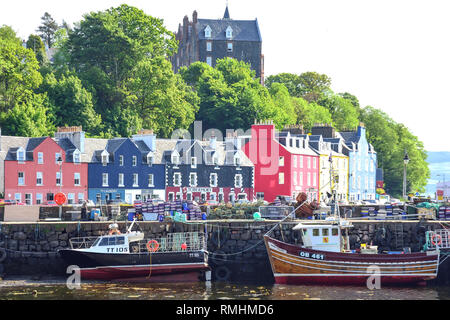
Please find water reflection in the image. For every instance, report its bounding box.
[0,279,448,300]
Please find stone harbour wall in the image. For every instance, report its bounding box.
[0,220,448,284]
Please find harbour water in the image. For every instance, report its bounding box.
[1,278,450,300]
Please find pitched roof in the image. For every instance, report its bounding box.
[197,18,262,42]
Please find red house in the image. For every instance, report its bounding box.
[4,136,88,205]
[242,122,320,203]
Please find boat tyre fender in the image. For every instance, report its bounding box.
[214,265,232,282]
[0,248,6,263]
[211,250,227,266]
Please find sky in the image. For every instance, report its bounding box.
[2,0,450,152]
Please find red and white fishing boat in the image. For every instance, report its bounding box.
[264,217,440,286]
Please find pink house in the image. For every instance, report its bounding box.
[242,122,320,203]
[4,136,88,205]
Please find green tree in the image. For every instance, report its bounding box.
[63,4,186,137]
[26,34,47,65]
[292,97,333,132]
[38,72,103,135]
[0,30,43,112]
[181,59,282,133]
[268,82,296,129]
[266,73,302,97]
[37,12,59,48]
[0,93,55,137]
[0,25,21,45]
[319,94,360,131]
[360,106,430,197]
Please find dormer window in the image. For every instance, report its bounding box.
[191,157,197,168]
[172,152,180,165]
[101,150,109,166]
[205,25,212,38]
[226,26,233,39]
[73,150,81,164]
[17,148,25,162]
[234,155,241,167]
[147,153,154,166]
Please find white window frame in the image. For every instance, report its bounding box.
[133,173,139,187]
[191,157,197,169]
[210,173,218,187]
[147,153,154,166]
[17,148,25,162]
[307,172,311,186]
[190,172,198,187]
[227,42,233,52]
[279,172,285,185]
[68,193,75,205]
[300,156,304,168]
[205,25,212,38]
[172,153,180,165]
[132,156,137,167]
[102,173,109,187]
[78,193,84,203]
[36,193,43,205]
[101,151,109,166]
[74,173,80,186]
[235,174,243,188]
[279,156,285,167]
[119,155,124,166]
[293,172,297,186]
[206,41,212,52]
[299,172,303,186]
[36,172,43,186]
[37,152,44,164]
[55,152,62,164]
[118,173,124,187]
[73,151,81,164]
[25,193,32,205]
[206,56,212,66]
[226,26,233,39]
[148,174,154,187]
[14,193,21,202]
[56,171,62,186]
[293,155,297,168]
[173,173,182,187]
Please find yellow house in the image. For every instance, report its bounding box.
[308,134,349,204]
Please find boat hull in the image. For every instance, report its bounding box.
[59,249,209,281]
[264,236,439,286]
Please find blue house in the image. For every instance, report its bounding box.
[339,124,377,202]
[88,131,165,204]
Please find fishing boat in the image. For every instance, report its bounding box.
[58,220,209,281]
[264,217,440,285]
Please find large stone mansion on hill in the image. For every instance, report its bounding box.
[171,6,265,84]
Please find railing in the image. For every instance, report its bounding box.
[426,229,450,250]
[69,237,99,249]
[137,232,207,254]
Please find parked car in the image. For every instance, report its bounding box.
[4,200,16,205]
[0,199,4,205]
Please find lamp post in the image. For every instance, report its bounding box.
[57,156,63,219]
[402,150,410,200]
